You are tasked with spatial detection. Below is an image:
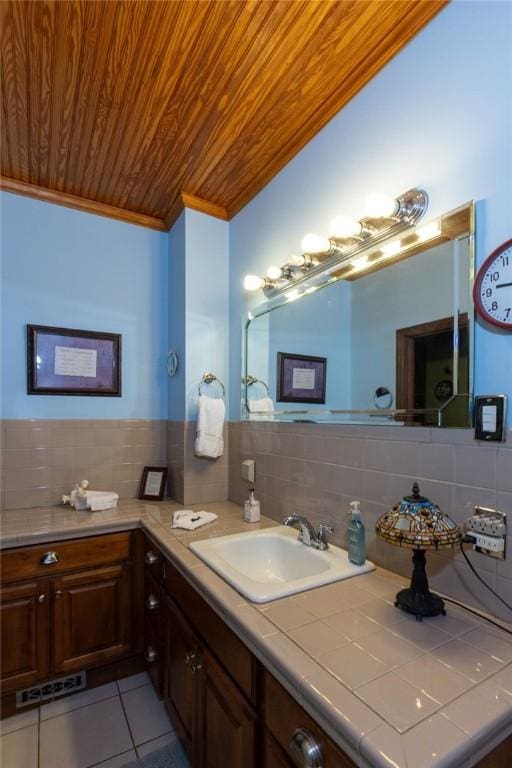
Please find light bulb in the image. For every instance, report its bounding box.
[266,265,282,280]
[365,193,399,218]
[382,240,401,258]
[416,221,441,241]
[301,232,330,254]
[243,274,265,291]
[289,254,306,267]
[330,215,362,239]
[351,255,369,269]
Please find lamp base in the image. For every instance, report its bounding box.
[394,549,446,621]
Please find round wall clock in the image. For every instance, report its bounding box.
[473,238,512,329]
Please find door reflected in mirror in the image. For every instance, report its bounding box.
[244,203,474,427]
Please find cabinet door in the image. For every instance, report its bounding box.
[0,579,50,692]
[200,649,256,768]
[52,564,132,673]
[264,731,294,768]
[164,596,202,761]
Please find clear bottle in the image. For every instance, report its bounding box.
[244,488,261,523]
[347,500,366,565]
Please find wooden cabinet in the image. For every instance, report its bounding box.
[0,580,50,693]
[1,532,137,705]
[201,649,256,768]
[52,564,132,673]
[164,595,201,758]
[264,670,356,768]
[162,592,256,768]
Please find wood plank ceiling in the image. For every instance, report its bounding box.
[1,0,447,231]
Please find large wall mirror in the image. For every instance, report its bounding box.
[243,202,474,427]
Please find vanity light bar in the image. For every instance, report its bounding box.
[243,188,428,296]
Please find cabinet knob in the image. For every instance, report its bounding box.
[185,650,202,673]
[38,594,46,603]
[145,646,157,663]
[40,551,60,566]
[54,590,63,599]
[289,728,324,768]
[145,594,159,611]
[145,551,158,566]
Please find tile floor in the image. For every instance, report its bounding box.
[0,672,180,768]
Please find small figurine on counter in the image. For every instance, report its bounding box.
[62,480,119,512]
[63,480,89,510]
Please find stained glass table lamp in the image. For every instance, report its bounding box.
[376,482,461,620]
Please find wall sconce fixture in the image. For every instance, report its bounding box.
[243,187,429,296]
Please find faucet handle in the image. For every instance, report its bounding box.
[318,524,334,545]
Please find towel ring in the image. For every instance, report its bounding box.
[198,373,225,398]
[245,375,270,396]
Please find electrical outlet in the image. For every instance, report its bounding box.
[466,506,507,537]
[466,531,505,553]
[241,459,255,483]
[465,507,506,559]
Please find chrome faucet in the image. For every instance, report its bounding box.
[283,514,334,550]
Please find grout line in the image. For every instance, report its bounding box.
[135,728,174,751]
[86,746,136,768]
[39,692,120,723]
[117,689,137,751]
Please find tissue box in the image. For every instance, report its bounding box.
[85,491,119,511]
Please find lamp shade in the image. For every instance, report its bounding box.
[376,482,460,550]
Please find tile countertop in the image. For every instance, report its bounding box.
[1,501,512,768]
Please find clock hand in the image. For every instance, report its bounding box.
[496,282,512,289]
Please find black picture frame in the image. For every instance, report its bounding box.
[139,466,168,501]
[27,324,121,396]
[276,352,327,404]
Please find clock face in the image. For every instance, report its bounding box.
[473,239,512,329]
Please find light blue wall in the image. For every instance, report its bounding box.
[167,209,229,421]
[228,0,512,422]
[168,212,186,420]
[1,192,169,419]
[185,210,229,420]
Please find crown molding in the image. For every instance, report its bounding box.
[0,177,167,232]
[181,192,229,221]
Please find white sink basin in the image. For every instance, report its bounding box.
[189,526,375,602]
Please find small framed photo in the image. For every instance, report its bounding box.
[277,352,327,404]
[139,466,168,501]
[27,325,121,396]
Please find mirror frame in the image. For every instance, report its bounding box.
[241,201,475,426]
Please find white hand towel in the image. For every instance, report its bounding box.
[195,394,225,458]
[248,396,275,420]
[171,510,218,530]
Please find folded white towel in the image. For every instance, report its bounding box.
[171,510,218,530]
[195,394,225,458]
[248,396,275,420]
[248,396,274,413]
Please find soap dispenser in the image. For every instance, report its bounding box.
[347,500,366,565]
[244,488,261,523]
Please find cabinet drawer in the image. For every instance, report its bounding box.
[1,532,132,583]
[164,558,255,702]
[264,672,356,768]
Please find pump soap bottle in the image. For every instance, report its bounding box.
[347,500,366,565]
[244,488,261,523]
